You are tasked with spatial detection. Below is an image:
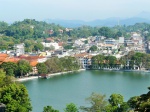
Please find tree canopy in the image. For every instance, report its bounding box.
[0,83,32,112]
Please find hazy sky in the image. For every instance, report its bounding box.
[1,0,150,22]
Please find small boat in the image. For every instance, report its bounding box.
[38,74,49,79]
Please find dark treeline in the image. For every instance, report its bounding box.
[37,56,80,74]
[120,51,150,70]
[0,56,80,78]
[91,51,150,70]
[0,59,32,77]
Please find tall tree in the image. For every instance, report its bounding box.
[80,92,108,112]
[64,103,78,112]
[109,94,124,106]
[17,59,32,77]
[36,63,48,74]
[98,27,112,38]
[43,106,59,112]
[133,87,150,112]
[89,45,98,52]
[0,62,18,76]
[0,83,32,112]
[33,42,44,52]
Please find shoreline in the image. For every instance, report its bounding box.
[16,68,150,82]
[16,69,86,82]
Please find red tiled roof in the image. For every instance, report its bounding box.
[30,61,38,67]
[74,52,93,59]
[0,53,8,57]
[4,57,20,63]
[18,55,45,61]
[46,38,54,41]
[58,42,63,46]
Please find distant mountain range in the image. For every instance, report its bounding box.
[45,11,150,27]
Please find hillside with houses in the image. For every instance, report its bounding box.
[1,20,150,77]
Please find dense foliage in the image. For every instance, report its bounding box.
[64,103,78,112]
[44,56,80,73]
[91,55,118,69]
[0,62,18,76]
[91,52,150,70]
[0,60,32,77]
[43,106,59,112]
[0,69,32,112]
[120,51,150,70]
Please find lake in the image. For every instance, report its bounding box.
[22,70,150,112]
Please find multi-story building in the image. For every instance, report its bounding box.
[104,38,116,45]
[73,52,93,69]
[119,37,124,44]
[14,43,25,56]
[41,42,62,50]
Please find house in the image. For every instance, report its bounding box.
[124,40,134,46]
[45,38,54,42]
[98,43,118,50]
[18,55,47,75]
[14,43,25,56]
[0,53,9,64]
[73,52,93,69]
[41,42,61,50]
[118,37,124,44]
[104,38,116,45]
[0,53,19,64]
[73,40,84,47]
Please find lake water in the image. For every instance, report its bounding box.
[22,70,150,112]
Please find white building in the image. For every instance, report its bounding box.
[73,40,84,47]
[14,43,25,56]
[104,38,116,45]
[74,52,93,69]
[41,42,61,50]
[98,43,118,50]
[119,37,124,44]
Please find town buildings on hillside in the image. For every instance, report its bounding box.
[0,32,148,71]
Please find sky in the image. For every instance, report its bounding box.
[1,0,150,22]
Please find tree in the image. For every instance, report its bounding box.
[98,27,112,38]
[64,45,73,50]
[0,83,32,112]
[33,42,44,51]
[43,106,59,112]
[0,69,6,87]
[89,45,98,52]
[109,94,124,107]
[17,59,32,77]
[105,56,117,67]
[133,87,150,112]
[59,57,80,71]
[119,102,129,112]
[0,69,15,88]
[45,57,62,73]
[127,96,139,109]
[91,54,105,69]
[24,39,35,52]
[36,63,48,74]
[64,103,78,112]
[0,62,18,76]
[80,92,108,112]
